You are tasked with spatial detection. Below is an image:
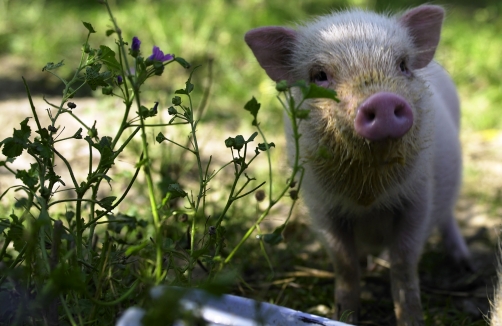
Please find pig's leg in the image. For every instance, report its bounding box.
[317,216,360,323]
[388,197,431,326]
[438,214,471,270]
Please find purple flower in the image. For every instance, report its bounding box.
[117,75,123,85]
[148,46,173,62]
[131,36,141,51]
[130,36,141,57]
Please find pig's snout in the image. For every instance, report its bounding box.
[354,92,413,141]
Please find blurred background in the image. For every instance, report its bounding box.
[0,0,500,324]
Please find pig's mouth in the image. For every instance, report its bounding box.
[377,156,405,166]
[363,139,407,166]
[310,132,416,206]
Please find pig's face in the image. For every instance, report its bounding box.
[290,12,431,205]
[246,7,444,206]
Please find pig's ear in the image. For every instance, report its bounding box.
[245,27,297,82]
[399,5,444,69]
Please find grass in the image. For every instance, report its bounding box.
[0,0,500,325]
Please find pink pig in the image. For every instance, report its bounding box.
[245,5,470,325]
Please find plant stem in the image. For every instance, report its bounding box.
[224,89,305,265]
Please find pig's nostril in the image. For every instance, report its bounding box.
[367,112,376,121]
[395,105,406,118]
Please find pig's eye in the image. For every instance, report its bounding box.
[311,70,329,86]
[313,71,327,81]
[399,59,411,76]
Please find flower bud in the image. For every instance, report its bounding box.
[67,102,77,109]
[130,36,141,58]
[208,226,216,235]
[255,190,266,202]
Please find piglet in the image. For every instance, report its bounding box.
[245,5,470,325]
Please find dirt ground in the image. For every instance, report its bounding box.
[0,62,500,325]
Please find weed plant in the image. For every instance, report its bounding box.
[0,1,338,325]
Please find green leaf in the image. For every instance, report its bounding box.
[96,136,115,169]
[224,137,235,148]
[256,142,275,152]
[12,118,30,142]
[233,135,245,150]
[167,183,187,199]
[82,21,96,33]
[73,128,83,139]
[29,138,52,159]
[64,211,75,223]
[14,197,29,209]
[247,132,258,142]
[244,97,261,126]
[45,169,64,186]
[225,135,248,151]
[1,118,31,158]
[300,82,339,101]
[7,214,25,252]
[35,127,50,141]
[275,80,289,92]
[99,45,121,72]
[42,60,65,72]
[105,29,115,37]
[15,163,39,189]
[185,80,194,94]
[261,223,286,245]
[98,196,116,210]
[138,105,150,118]
[296,109,310,119]
[84,64,109,91]
[156,132,167,143]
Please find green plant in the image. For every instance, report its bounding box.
[0,1,341,324]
